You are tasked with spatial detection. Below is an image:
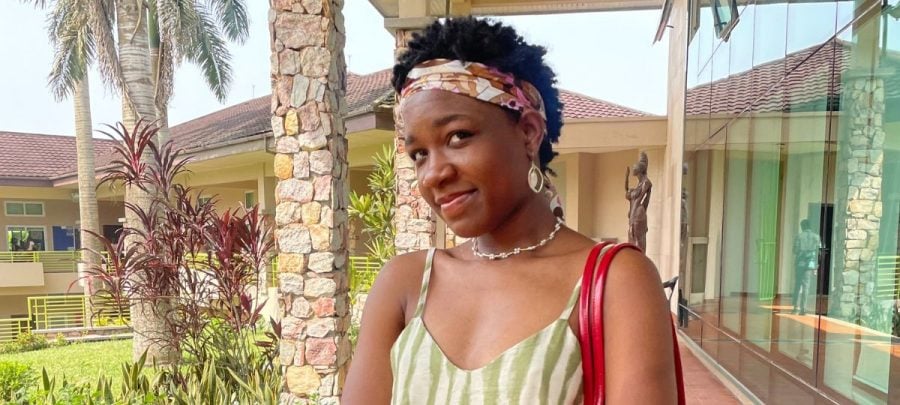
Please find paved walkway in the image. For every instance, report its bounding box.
[679,341,744,404]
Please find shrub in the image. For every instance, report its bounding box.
[53,333,68,348]
[0,332,51,355]
[16,332,50,352]
[348,144,396,266]
[80,121,276,366]
[0,361,36,402]
[26,324,282,404]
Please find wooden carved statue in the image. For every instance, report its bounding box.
[625,151,652,251]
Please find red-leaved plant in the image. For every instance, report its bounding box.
[75,121,279,384]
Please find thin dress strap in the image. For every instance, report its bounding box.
[413,248,437,318]
[559,276,584,319]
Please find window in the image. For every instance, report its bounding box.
[7,226,46,251]
[244,191,256,208]
[4,201,44,217]
[711,0,739,39]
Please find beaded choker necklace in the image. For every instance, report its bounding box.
[471,217,564,260]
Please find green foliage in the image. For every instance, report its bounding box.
[0,333,50,355]
[864,301,900,337]
[12,323,281,404]
[54,333,68,348]
[95,316,129,327]
[349,145,396,265]
[0,339,132,389]
[0,361,36,402]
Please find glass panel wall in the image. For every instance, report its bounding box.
[681,0,898,402]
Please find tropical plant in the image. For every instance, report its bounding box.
[0,361,35,402]
[25,328,281,404]
[22,0,105,319]
[27,0,250,362]
[81,120,276,370]
[0,333,51,355]
[349,145,397,264]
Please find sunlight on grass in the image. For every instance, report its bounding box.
[0,339,132,387]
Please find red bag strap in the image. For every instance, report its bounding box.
[579,242,686,405]
[578,242,612,405]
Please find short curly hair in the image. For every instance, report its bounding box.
[392,17,563,173]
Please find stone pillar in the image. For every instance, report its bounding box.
[393,26,437,254]
[270,0,351,403]
[836,72,885,322]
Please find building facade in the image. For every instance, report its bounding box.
[679,0,900,402]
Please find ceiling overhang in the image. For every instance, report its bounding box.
[370,0,662,20]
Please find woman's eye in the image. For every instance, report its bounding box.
[449,131,474,143]
[409,150,427,163]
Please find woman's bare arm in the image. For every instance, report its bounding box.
[341,254,420,404]
[603,248,678,403]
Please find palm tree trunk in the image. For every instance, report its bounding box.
[73,76,100,326]
[115,0,175,364]
[148,4,170,147]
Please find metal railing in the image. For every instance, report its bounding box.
[268,257,278,288]
[27,295,130,330]
[876,255,900,300]
[0,318,29,342]
[0,251,82,273]
[349,256,381,293]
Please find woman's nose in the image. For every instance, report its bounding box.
[419,153,455,190]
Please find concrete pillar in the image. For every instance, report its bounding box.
[269,0,351,402]
[257,165,276,215]
[664,0,689,314]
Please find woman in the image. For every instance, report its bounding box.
[343,18,677,404]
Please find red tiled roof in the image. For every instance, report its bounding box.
[0,132,119,181]
[346,69,394,114]
[3,69,647,181]
[559,90,649,118]
[168,96,271,152]
[685,39,862,116]
[165,69,396,152]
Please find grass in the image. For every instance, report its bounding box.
[0,338,132,387]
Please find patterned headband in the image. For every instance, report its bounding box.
[395,59,547,130]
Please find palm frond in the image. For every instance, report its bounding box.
[47,0,94,100]
[154,0,199,108]
[19,0,51,9]
[205,0,249,43]
[185,6,233,102]
[86,0,132,106]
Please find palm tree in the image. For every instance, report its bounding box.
[148,0,249,145]
[29,0,250,363]
[43,0,102,320]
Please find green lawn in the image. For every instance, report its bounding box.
[0,339,132,387]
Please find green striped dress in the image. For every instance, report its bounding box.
[390,248,585,404]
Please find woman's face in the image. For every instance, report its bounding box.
[399,90,544,237]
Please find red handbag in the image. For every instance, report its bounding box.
[578,243,686,404]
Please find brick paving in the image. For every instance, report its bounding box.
[679,341,744,404]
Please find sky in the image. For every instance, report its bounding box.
[0,2,671,136]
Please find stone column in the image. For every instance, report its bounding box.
[270,0,351,403]
[393,27,437,254]
[836,72,885,322]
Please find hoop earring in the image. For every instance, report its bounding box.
[528,162,544,193]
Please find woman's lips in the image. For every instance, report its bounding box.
[438,190,475,217]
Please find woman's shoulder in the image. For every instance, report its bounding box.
[369,249,436,322]
[604,246,666,306]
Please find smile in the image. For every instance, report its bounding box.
[436,190,476,217]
